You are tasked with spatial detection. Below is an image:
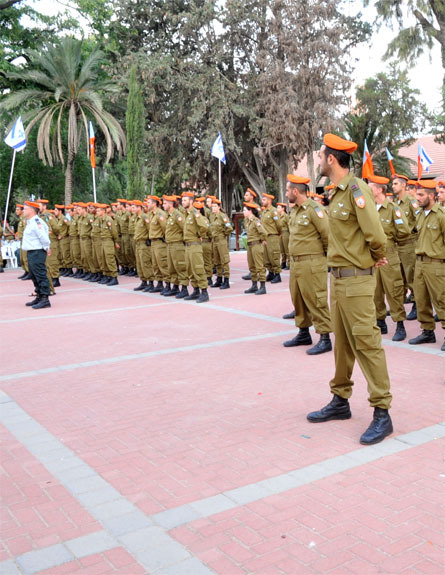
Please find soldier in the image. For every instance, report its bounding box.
[182,191,210,303]
[277,202,289,269]
[147,195,169,293]
[283,175,332,355]
[97,204,119,285]
[242,188,259,281]
[194,197,213,285]
[16,204,30,279]
[89,203,103,282]
[368,174,411,342]
[163,195,188,298]
[38,199,60,291]
[209,198,232,289]
[127,203,138,276]
[243,202,267,295]
[437,180,445,207]
[307,133,393,446]
[261,193,282,283]
[408,180,445,351]
[117,199,130,275]
[392,174,418,319]
[55,205,71,277]
[78,203,94,280]
[132,200,154,292]
[70,204,82,276]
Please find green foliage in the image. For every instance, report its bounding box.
[126,65,145,199]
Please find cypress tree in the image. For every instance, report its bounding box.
[126,65,145,199]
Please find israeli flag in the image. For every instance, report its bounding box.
[211,132,226,164]
[4,116,27,152]
[419,144,433,172]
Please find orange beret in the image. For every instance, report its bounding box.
[66,204,74,209]
[246,187,257,198]
[182,191,194,198]
[132,200,143,206]
[146,195,161,203]
[325,184,335,190]
[287,174,311,185]
[418,179,437,190]
[367,174,390,185]
[263,193,275,200]
[207,195,217,201]
[193,201,204,209]
[16,204,24,208]
[392,173,408,182]
[54,204,65,209]
[24,201,40,209]
[437,180,445,186]
[212,198,221,204]
[96,203,107,209]
[407,180,419,186]
[37,198,48,204]
[277,202,287,207]
[323,134,357,154]
[162,195,176,202]
[243,202,258,209]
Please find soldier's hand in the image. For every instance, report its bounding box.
[375,258,388,268]
[115,243,120,249]
[262,241,267,246]
[47,248,51,256]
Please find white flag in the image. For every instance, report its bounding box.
[211,132,226,164]
[4,116,27,152]
[418,144,433,173]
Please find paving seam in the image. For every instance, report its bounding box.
[1,391,443,574]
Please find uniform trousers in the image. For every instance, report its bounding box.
[374,248,406,322]
[212,237,230,278]
[27,249,50,296]
[280,230,290,266]
[46,240,60,279]
[201,240,213,277]
[92,239,103,273]
[167,242,187,286]
[70,237,82,268]
[185,244,207,289]
[247,242,266,282]
[263,234,281,274]
[414,259,445,331]
[101,238,118,277]
[290,254,331,333]
[329,273,392,409]
[20,249,29,272]
[151,240,169,281]
[397,240,416,300]
[135,241,153,282]
[60,237,71,268]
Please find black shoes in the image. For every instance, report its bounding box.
[164,285,179,297]
[283,310,295,319]
[392,321,406,342]
[21,272,32,280]
[161,283,171,295]
[242,272,251,281]
[306,334,332,355]
[360,407,393,445]
[107,277,119,286]
[270,273,281,284]
[184,287,200,300]
[134,281,147,291]
[255,281,266,295]
[244,282,258,294]
[26,296,40,307]
[283,327,312,347]
[151,281,164,293]
[307,395,351,422]
[196,288,209,303]
[143,281,155,292]
[406,302,417,321]
[377,319,388,334]
[211,276,222,288]
[220,278,230,290]
[266,271,274,282]
[32,296,51,309]
[409,329,436,345]
[175,285,189,299]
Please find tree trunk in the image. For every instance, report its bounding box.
[64,151,75,205]
[307,151,316,194]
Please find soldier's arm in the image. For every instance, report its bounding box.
[311,205,329,253]
[352,184,386,261]
[273,209,282,233]
[392,204,411,243]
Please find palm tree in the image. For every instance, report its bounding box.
[1,37,126,204]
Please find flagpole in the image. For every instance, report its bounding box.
[92,167,97,203]
[3,149,16,234]
[218,160,222,201]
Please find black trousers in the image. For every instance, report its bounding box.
[27,249,50,296]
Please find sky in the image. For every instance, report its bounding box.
[25,0,444,113]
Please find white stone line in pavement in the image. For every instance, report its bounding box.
[0,392,213,575]
[0,329,296,382]
[1,389,443,574]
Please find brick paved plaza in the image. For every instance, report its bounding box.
[1,252,444,575]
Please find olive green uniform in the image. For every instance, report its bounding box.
[79,214,96,273]
[396,195,418,300]
[328,174,392,410]
[134,212,153,282]
[41,212,60,281]
[119,210,130,268]
[127,213,137,270]
[91,214,103,273]
[374,200,410,322]
[201,217,213,279]
[17,216,28,272]
[69,215,82,270]
[183,208,209,289]
[165,209,187,287]
[149,208,169,282]
[288,199,331,334]
[245,216,267,282]
[279,212,290,267]
[414,204,445,331]
[100,215,119,278]
[261,205,282,274]
[210,211,232,278]
[58,214,72,269]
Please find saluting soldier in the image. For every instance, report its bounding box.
[261,193,282,283]
[209,198,232,289]
[182,191,210,303]
[163,195,188,298]
[307,134,393,446]
[408,180,445,351]
[368,174,411,342]
[132,200,154,292]
[243,202,267,295]
[97,204,119,285]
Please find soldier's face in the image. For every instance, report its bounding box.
[438,187,445,203]
[416,189,433,208]
[318,146,330,177]
[243,207,251,219]
[244,192,253,203]
[182,197,191,209]
[285,183,297,203]
[392,179,404,196]
[211,204,219,213]
[206,198,212,208]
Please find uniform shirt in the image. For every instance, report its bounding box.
[376,200,410,247]
[128,213,137,237]
[260,205,282,235]
[134,213,150,242]
[288,199,329,256]
[78,214,93,238]
[22,216,50,251]
[100,215,119,242]
[327,173,386,269]
[165,209,184,243]
[69,215,79,237]
[40,211,60,242]
[210,211,233,239]
[396,194,418,235]
[415,204,445,259]
[91,215,102,239]
[17,216,26,240]
[279,212,289,233]
[148,208,167,239]
[58,214,70,238]
[245,216,267,242]
[119,211,130,234]
[183,208,210,242]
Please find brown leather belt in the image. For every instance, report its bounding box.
[397,237,416,246]
[416,255,445,263]
[331,267,373,278]
[291,254,324,262]
[248,240,262,246]
[185,241,201,246]
[167,241,184,246]
[201,238,211,243]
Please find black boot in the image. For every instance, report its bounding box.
[134,281,147,291]
[65,268,74,277]
[21,272,32,280]
[143,281,155,292]
[175,285,189,299]
[26,295,41,307]
[52,278,61,287]
[17,271,27,279]
[392,321,406,342]
[409,329,436,345]
[74,269,83,278]
[118,267,127,276]
[307,395,351,423]
[211,276,223,288]
[306,333,332,355]
[377,319,388,334]
[196,288,209,303]
[220,278,230,290]
[255,281,266,295]
[32,295,51,309]
[207,277,213,286]
[283,310,295,319]
[92,273,102,282]
[360,407,393,445]
[88,273,99,282]
[99,276,109,284]
[107,277,119,286]
[266,271,274,282]
[242,272,251,281]
[152,281,164,293]
[283,327,312,347]
[406,302,417,321]
[184,287,200,300]
[165,285,179,297]
[244,282,258,294]
[270,273,281,284]
[161,283,171,295]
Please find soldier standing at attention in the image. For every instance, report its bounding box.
[97,204,120,285]
[55,205,71,277]
[127,203,138,277]
[243,202,267,295]
[408,180,445,351]
[437,181,445,207]
[209,198,232,289]
[90,203,104,282]
[194,197,213,285]
[38,199,60,291]
[277,202,290,270]
[182,191,210,303]
[261,193,282,283]
[117,199,130,275]
[307,134,393,446]
[147,195,169,294]
[392,174,418,320]
[16,204,30,279]
[163,195,188,298]
[368,174,410,342]
[283,174,332,355]
[21,201,51,309]
[242,188,259,281]
[132,200,154,292]
[70,204,82,277]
